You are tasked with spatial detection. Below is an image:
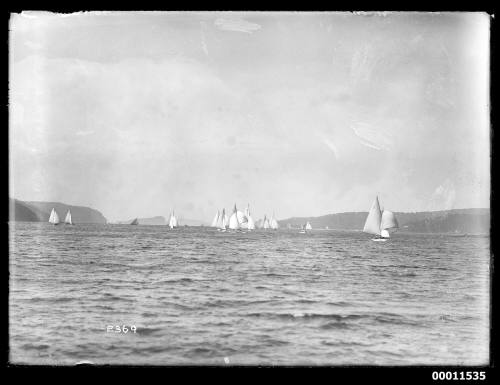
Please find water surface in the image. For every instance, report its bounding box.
[9,223,490,365]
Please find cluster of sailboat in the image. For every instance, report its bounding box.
[48,208,73,225]
[211,204,278,232]
[47,196,400,242]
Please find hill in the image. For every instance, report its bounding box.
[278,208,490,234]
[116,216,166,225]
[115,217,209,226]
[10,198,108,224]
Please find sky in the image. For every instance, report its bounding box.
[9,11,491,222]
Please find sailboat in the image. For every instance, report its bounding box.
[130,218,138,225]
[49,208,60,225]
[169,211,178,229]
[211,210,220,228]
[228,204,240,231]
[218,208,228,232]
[64,209,73,225]
[363,196,399,241]
[217,208,227,231]
[269,213,279,230]
[245,204,255,231]
[262,215,270,230]
[305,221,312,230]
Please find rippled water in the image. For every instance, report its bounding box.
[9,223,490,365]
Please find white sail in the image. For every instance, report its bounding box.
[229,205,240,230]
[381,210,399,232]
[245,204,255,230]
[64,210,73,225]
[263,216,270,229]
[363,196,382,236]
[49,208,60,225]
[53,210,60,224]
[219,209,227,230]
[305,221,312,230]
[237,210,247,224]
[247,215,255,230]
[169,211,178,228]
[211,211,220,227]
[381,229,390,238]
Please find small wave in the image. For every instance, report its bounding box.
[141,312,158,318]
[245,312,365,321]
[137,327,164,337]
[26,296,76,304]
[261,273,290,278]
[321,340,372,347]
[130,345,174,355]
[206,299,270,308]
[261,338,290,346]
[296,299,318,304]
[100,293,135,303]
[374,313,423,327]
[21,343,50,351]
[152,277,206,284]
[327,301,353,307]
[320,321,351,330]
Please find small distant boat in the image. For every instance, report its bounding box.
[130,218,139,225]
[49,208,60,225]
[299,224,306,234]
[363,196,399,241]
[169,211,178,229]
[64,209,73,225]
[287,223,292,229]
[305,221,312,230]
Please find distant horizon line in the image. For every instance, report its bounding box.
[10,197,490,222]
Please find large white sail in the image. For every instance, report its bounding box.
[380,210,398,238]
[169,211,178,229]
[64,210,73,225]
[363,196,382,236]
[381,210,398,231]
[229,205,240,230]
[237,210,247,224]
[49,208,60,225]
[211,211,220,227]
[305,221,312,230]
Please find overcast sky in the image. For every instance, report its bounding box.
[9,11,490,222]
